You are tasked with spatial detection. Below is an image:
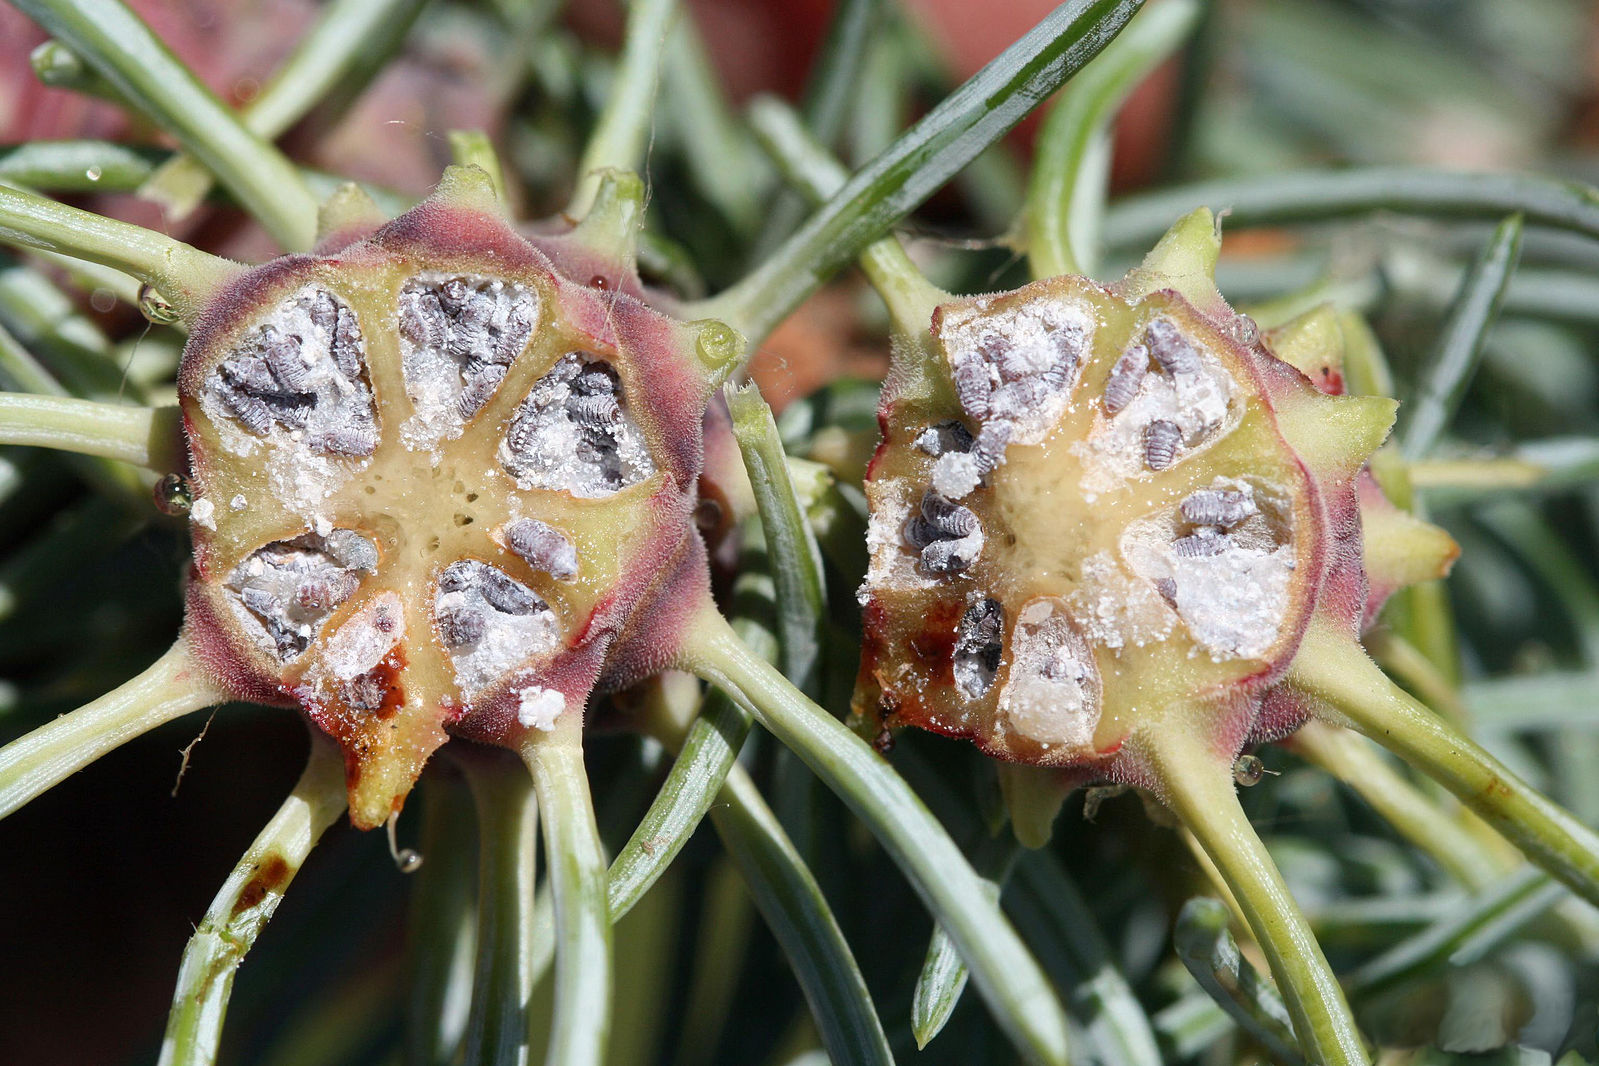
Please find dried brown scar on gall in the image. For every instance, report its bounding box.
[433,559,560,697]
[203,286,378,457]
[398,274,539,449]
[225,529,378,660]
[499,353,657,498]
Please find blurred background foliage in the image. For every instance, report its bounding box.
[4,0,1599,1063]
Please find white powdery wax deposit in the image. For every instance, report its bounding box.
[319,592,404,681]
[1074,337,1237,498]
[201,286,378,460]
[398,274,539,455]
[516,685,565,730]
[224,530,376,660]
[1120,499,1295,661]
[998,599,1101,750]
[931,451,982,500]
[1170,545,1294,660]
[860,480,940,604]
[498,354,656,498]
[941,297,1094,447]
[434,561,561,697]
[1066,551,1174,651]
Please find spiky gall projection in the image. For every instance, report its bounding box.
[178,167,737,828]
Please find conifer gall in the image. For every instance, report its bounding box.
[854,210,1457,792]
[178,169,734,827]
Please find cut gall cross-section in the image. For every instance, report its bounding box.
[855,211,1417,786]
[177,172,728,828]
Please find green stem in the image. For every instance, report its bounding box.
[568,0,680,219]
[1364,629,1471,725]
[0,638,225,820]
[673,857,753,1066]
[532,597,776,994]
[1009,851,1164,1066]
[912,835,1016,1049]
[1173,897,1305,1066]
[1147,730,1368,1066]
[404,773,480,1066]
[0,183,236,321]
[30,38,122,101]
[745,95,947,337]
[1342,866,1561,1000]
[690,0,1145,348]
[0,140,163,191]
[1291,720,1501,888]
[448,131,508,208]
[459,749,540,1066]
[661,14,764,236]
[1151,994,1232,1062]
[679,608,1070,1066]
[27,247,143,306]
[0,259,143,401]
[628,664,888,1066]
[0,324,148,502]
[1293,622,1599,911]
[746,0,882,256]
[12,0,319,249]
[157,730,347,1066]
[1401,214,1523,461]
[1025,0,1199,278]
[0,392,179,470]
[141,0,429,219]
[607,675,755,916]
[523,719,611,1066]
[710,763,894,1066]
[0,142,407,220]
[1105,168,1599,253]
[726,383,827,693]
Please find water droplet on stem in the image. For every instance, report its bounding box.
[154,472,193,515]
[386,811,424,874]
[1233,753,1266,787]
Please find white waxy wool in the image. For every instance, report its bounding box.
[1073,324,1238,497]
[320,592,405,681]
[516,685,566,730]
[434,560,562,697]
[200,286,378,474]
[997,598,1101,750]
[1066,551,1175,651]
[498,353,657,498]
[397,274,539,455]
[941,296,1094,449]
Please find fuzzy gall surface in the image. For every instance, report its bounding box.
[853,215,1428,789]
[178,182,720,827]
